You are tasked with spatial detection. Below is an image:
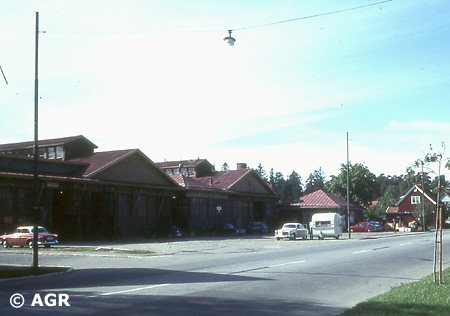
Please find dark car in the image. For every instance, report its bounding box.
[247,222,269,234]
[1,226,58,248]
[368,221,383,231]
[208,223,245,236]
[350,222,376,232]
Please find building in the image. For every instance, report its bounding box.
[155,161,278,234]
[0,136,182,240]
[386,184,436,230]
[276,189,364,229]
[0,136,278,239]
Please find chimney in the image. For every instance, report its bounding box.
[237,163,247,170]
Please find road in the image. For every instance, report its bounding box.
[1,231,449,316]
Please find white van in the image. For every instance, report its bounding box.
[310,212,342,239]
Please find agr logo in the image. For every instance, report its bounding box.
[31,293,70,307]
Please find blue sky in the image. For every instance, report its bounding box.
[1,0,450,181]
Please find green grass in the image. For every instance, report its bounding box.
[0,266,70,279]
[339,267,450,316]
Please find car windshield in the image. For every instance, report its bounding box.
[31,227,48,233]
[283,224,296,228]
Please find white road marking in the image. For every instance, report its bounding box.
[399,242,412,246]
[87,283,170,298]
[270,260,306,268]
[352,249,370,254]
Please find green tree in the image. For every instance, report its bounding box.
[282,171,303,201]
[254,163,268,181]
[304,167,326,194]
[221,162,229,171]
[326,162,376,208]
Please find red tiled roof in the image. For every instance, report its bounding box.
[155,159,207,169]
[386,206,399,213]
[0,135,97,151]
[291,189,355,208]
[170,169,250,191]
[69,149,136,177]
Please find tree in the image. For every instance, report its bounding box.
[221,163,229,171]
[254,163,268,181]
[326,162,376,208]
[282,171,303,201]
[304,167,326,194]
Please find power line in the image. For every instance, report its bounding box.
[0,65,8,85]
[45,0,393,35]
[232,0,393,32]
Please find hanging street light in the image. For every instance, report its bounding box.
[223,30,236,46]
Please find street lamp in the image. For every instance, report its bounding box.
[223,30,236,46]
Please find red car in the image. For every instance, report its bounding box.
[350,222,376,232]
[1,226,58,248]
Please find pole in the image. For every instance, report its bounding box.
[347,132,351,239]
[439,205,442,284]
[32,11,39,271]
[421,162,425,231]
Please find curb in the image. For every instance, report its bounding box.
[0,265,74,282]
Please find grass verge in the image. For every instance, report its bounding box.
[339,267,450,316]
[0,266,70,279]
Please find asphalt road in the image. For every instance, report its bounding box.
[1,231,449,316]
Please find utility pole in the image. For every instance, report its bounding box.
[347,132,351,239]
[32,11,40,271]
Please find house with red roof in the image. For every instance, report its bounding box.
[155,161,278,233]
[0,136,278,239]
[386,184,436,230]
[277,189,364,229]
[0,136,181,239]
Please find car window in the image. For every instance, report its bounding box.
[21,229,29,233]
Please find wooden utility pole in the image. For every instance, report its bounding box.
[32,11,40,271]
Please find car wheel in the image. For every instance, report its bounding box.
[44,244,51,248]
[292,234,296,240]
[276,238,281,241]
[2,240,9,248]
[335,236,339,239]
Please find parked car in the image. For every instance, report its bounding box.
[1,226,58,248]
[368,221,384,231]
[247,222,269,234]
[208,223,245,236]
[350,222,375,232]
[275,223,308,240]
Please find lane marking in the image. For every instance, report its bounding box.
[399,242,412,246]
[270,260,306,268]
[352,249,369,254]
[87,283,169,298]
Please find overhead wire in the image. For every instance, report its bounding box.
[45,0,393,35]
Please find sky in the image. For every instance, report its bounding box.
[1,0,450,182]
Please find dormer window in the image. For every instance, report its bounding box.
[411,196,420,204]
[48,147,55,159]
[56,146,64,159]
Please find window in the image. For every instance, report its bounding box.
[411,196,421,204]
[165,169,172,175]
[181,168,187,176]
[48,147,55,159]
[173,168,180,175]
[39,148,46,158]
[188,168,195,176]
[56,146,64,159]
